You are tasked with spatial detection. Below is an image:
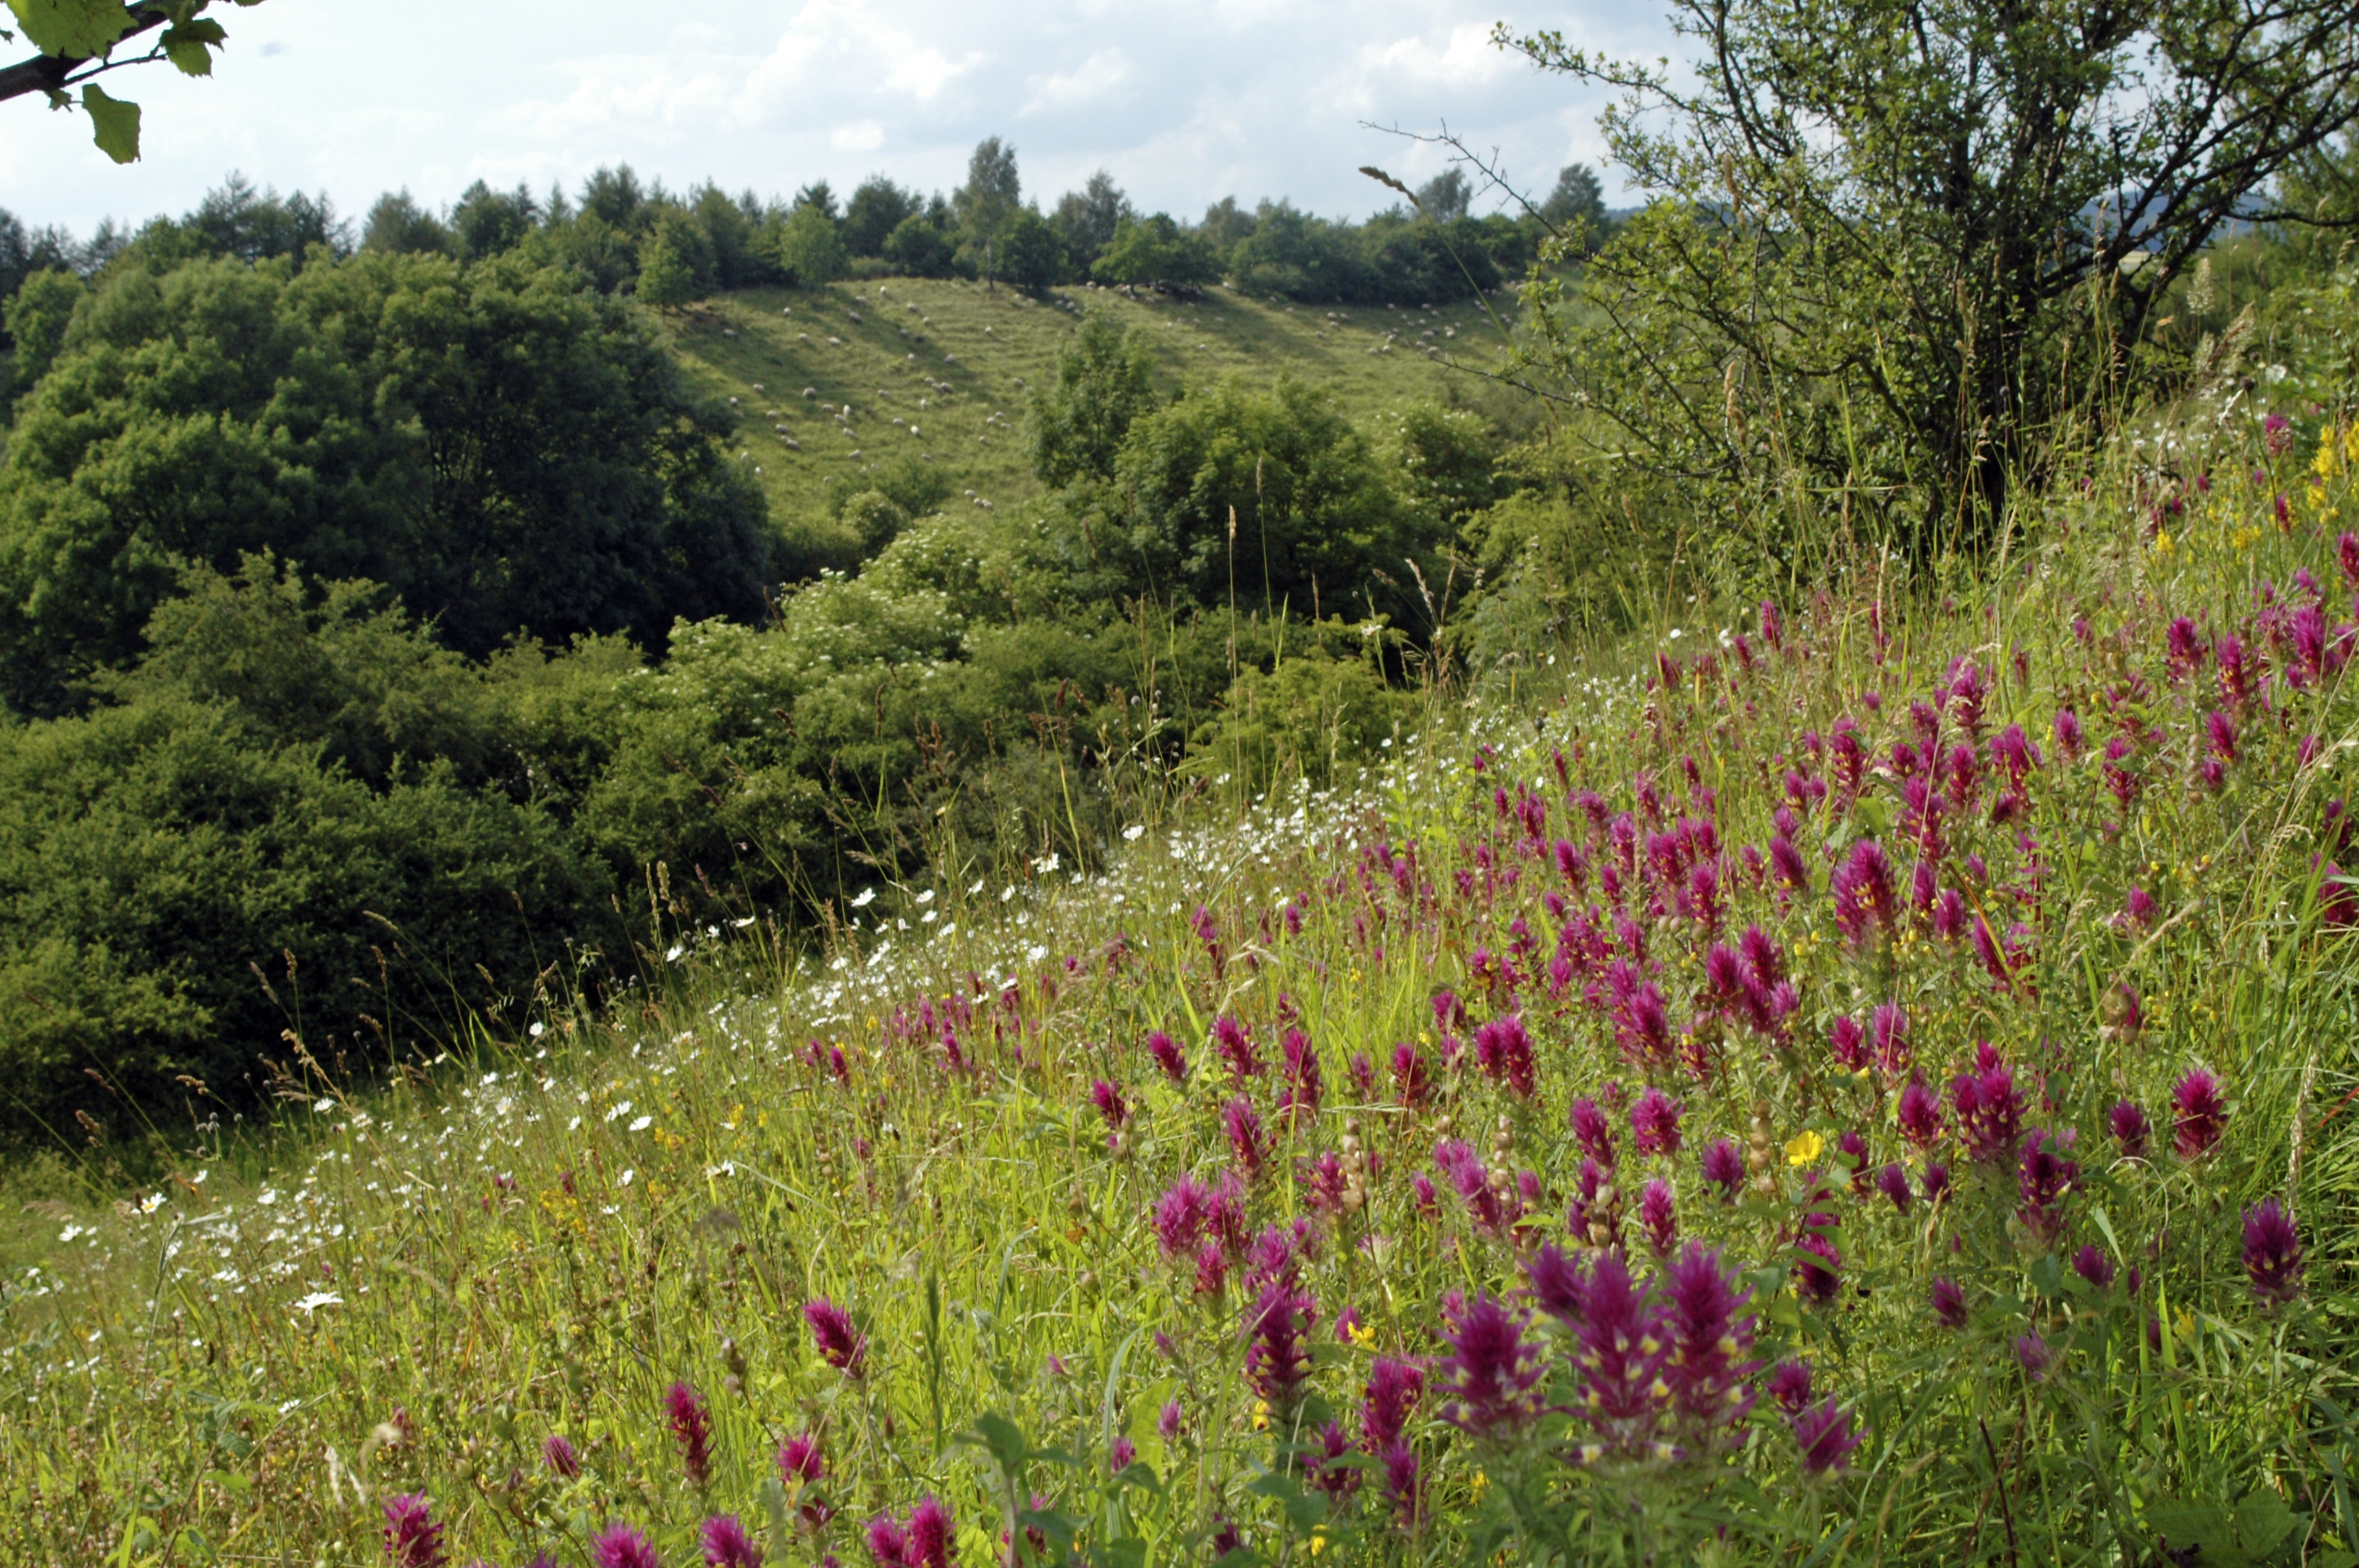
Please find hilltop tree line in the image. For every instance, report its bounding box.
[2,141,1608,340]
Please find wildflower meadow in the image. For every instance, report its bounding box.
[5,405,2358,1566]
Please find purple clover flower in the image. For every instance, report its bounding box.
[666,1381,714,1489]
[1700,1138,1744,1202]
[2243,1198,2304,1305]
[1793,1399,1863,1475]
[1630,1086,1684,1156]
[1434,1291,1549,1443]
[382,1494,449,1568]
[804,1298,867,1377]
[592,1524,661,1568]
[700,1515,764,1568]
[2173,1069,2226,1160]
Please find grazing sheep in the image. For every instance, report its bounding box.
[751,383,765,392]
[847,310,863,324]
[803,387,817,397]
[782,437,800,450]
[827,335,842,346]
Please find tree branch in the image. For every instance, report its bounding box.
[0,2,172,107]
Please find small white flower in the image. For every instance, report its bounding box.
[605,1101,633,1122]
[529,1021,545,1038]
[629,1115,653,1132]
[665,944,685,962]
[1123,823,1146,841]
[313,1099,334,1114]
[1026,944,1049,964]
[139,1192,167,1214]
[290,1291,343,1315]
[57,1225,82,1243]
[850,887,877,909]
[921,909,937,924]
[1000,886,1016,902]
[968,878,986,895]
[915,888,936,905]
[618,1170,635,1186]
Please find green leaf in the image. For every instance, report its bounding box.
[10,0,134,57]
[81,82,140,163]
[162,17,226,75]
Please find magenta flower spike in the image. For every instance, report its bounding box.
[1663,1243,1759,1441]
[1630,1086,1684,1156]
[1639,1178,1678,1253]
[700,1515,765,1568]
[1876,1163,1912,1212]
[1897,1075,1943,1150]
[905,1498,951,1568]
[1147,1029,1187,1083]
[1793,1399,1863,1475]
[1930,1276,1968,1329]
[2173,1069,2226,1160]
[543,1432,581,1479]
[1434,1291,1549,1443]
[1767,1359,1812,1415]
[1362,1356,1425,1450]
[804,1298,867,1377]
[1700,1138,1744,1202]
[592,1523,662,1568]
[666,1380,714,1489]
[1570,1095,1618,1167]
[2243,1198,2305,1305]
[2072,1244,2116,1289]
[2109,1099,2150,1160]
[382,1494,449,1568]
[1572,1250,1672,1454]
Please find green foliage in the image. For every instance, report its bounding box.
[637,210,712,305]
[1500,0,2359,557]
[772,201,848,289]
[0,565,611,1143]
[954,137,1023,287]
[1049,171,1132,279]
[997,207,1063,292]
[838,489,911,552]
[881,210,957,278]
[1092,213,1216,289]
[842,176,921,258]
[360,189,453,257]
[447,180,539,261]
[1188,633,1410,793]
[0,248,772,708]
[1,263,78,392]
[1026,312,1159,488]
[122,172,345,271]
[1106,376,1431,624]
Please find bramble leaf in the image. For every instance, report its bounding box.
[162,17,226,75]
[81,81,139,162]
[9,0,133,58]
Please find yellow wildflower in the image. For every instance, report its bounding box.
[1785,1130,1824,1167]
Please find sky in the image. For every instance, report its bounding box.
[0,1,1670,239]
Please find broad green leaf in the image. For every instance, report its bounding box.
[82,82,140,163]
[9,0,133,57]
[162,17,227,75]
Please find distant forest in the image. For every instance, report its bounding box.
[0,146,1613,327]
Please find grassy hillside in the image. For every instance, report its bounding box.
[2,388,2355,1565]
[664,280,1514,527]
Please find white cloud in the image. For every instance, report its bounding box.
[1022,48,1132,115]
[0,0,1662,234]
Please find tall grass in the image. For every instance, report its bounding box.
[3,395,2357,1567]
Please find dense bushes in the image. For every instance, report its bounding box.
[0,248,769,710]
